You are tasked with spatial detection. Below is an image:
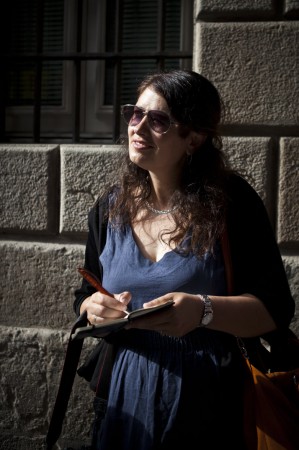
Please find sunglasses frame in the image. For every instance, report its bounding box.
[121,104,177,134]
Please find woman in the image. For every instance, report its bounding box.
[74,70,295,449]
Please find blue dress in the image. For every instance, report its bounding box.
[97,224,245,450]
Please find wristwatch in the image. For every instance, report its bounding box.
[198,294,213,326]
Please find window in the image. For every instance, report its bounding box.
[7,0,64,107]
[1,0,193,143]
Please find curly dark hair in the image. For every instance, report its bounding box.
[107,69,236,257]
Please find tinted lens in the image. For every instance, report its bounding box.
[122,105,143,126]
[148,111,170,133]
[121,105,171,133]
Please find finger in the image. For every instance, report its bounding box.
[91,292,128,312]
[143,293,174,308]
[92,313,99,324]
[88,312,101,325]
[115,291,132,306]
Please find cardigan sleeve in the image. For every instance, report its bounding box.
[73,198,107,317]
[226,175,295,330]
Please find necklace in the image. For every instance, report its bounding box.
[145,200,178,215]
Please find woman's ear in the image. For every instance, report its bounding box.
[186,132,207,155]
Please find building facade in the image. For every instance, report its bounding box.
[0,1,298,448]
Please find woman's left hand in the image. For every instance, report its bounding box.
[127,292,204,337]
[126,291,277,337]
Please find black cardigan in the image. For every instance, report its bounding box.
[74,175,295,333]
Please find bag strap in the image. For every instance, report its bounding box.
[45,199,108,449]
[45,311,88,449]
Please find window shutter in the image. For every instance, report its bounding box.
[105,0,182,105]
[7,0,64,107]
[42,0,64,106]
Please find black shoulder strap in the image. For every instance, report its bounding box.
[45,198,108,449]
[45,312,88,449]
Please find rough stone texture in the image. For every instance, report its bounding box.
[285,0,299,15]
[0,145,59,233]
[194,22,299,126]
[223,137,275,215]
[0,241,85,329]
[283,256,299,336]
[277,138,299,244]
[61,145,122,234]
[0,326,95,448]
[196,0,274,16]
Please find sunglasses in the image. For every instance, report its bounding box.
[121,104,177,134]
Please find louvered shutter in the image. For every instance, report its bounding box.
[104,0,182,105]
[7,0,64,107]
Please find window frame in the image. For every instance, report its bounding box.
[2,0,193,143]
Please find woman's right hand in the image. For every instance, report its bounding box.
[80,291,132,325]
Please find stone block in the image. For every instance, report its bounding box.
[283,256,299,337]
[194,22,299,126]
[195,0,274,18]
[60,145,122,233]
[284,0,299,15]
[277,138,299,244]
[0,145,59,233]
[0,326,95,448]
[0,241,85,329]
[222,137,275,216]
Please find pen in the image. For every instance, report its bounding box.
[78,267,114,298]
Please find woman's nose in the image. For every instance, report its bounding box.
[132,114,148,133]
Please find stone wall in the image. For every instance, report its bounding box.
[1,2,298,449]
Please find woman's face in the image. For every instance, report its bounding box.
[128,87,191,178]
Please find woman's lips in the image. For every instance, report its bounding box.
[132,139,152,150]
